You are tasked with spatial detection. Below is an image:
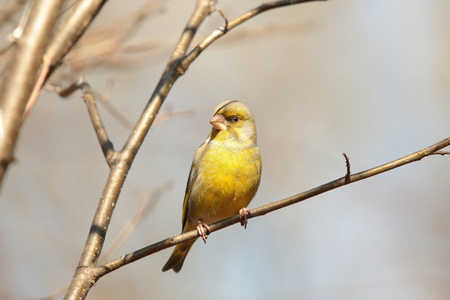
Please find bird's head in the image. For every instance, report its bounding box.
[209,100,257,146]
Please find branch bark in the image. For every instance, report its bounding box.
[79,80,116,166]
[0,0,63,188]
[45,0,107,77]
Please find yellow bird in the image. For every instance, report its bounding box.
[162,100,262,273]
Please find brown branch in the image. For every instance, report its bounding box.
[181,0,326,69]
[343,152,351,183]
[0,0,63,188]
[166,0,215,66]
[78,80,116,166]
[94,136,450,276]
[217,8,229,33]
[430,151,450,156]
[45,0,107,80]
[23,51,55,119]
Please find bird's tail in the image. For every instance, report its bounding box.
[162,239,196,272]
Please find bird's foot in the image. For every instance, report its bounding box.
[239,207,251,229]
[197,220,211,244]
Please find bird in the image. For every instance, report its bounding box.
[162,100,262,273]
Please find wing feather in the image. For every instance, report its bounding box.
[181,138,209,231]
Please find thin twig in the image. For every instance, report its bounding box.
[23,51,55,120]
[6,0,31,43]
[78,80,116,166]
[95,137,450,276]
[430,151,450,156]
[51,80,82,98]
[343,152,351,183]
[45,0,107,80]
[217,8,228,33]
[181,0,325,69]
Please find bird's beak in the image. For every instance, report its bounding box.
[210,114,228,131]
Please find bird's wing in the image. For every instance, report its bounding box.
[181,138,209,231]
[181,161,196,231]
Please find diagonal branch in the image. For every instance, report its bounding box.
[79,80,116,166]
[45,0,107,79]
[0,0,63,189]
[182,0,326,68]
[95,137,450,276]
[167,0,216,65]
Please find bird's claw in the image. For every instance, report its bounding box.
[197,220,211,244]
[239,207,251,229]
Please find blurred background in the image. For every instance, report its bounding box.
[1,0,450,299]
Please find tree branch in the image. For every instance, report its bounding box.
[95,136,450,276]
[23,50,55,119]
[343,152,351,183]
[167,0,216,65]
[182,0,326,68]
[79,80,116,166]
[44,0,107,81]
[0,0,63,188]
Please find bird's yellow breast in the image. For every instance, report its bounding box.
[187,141,261,227]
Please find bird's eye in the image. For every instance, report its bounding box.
[228,116,239,123]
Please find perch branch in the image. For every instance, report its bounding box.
[95,136,450,276]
